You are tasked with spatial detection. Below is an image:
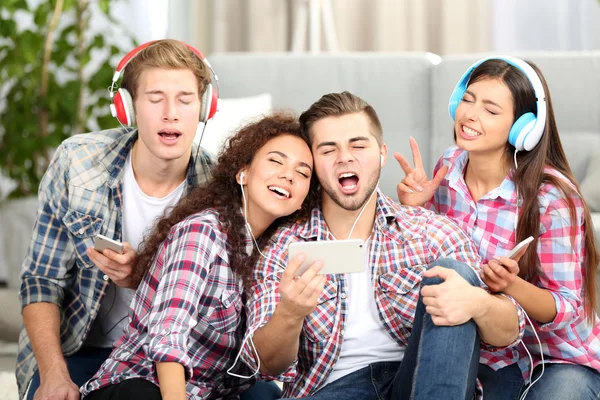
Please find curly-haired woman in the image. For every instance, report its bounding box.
[81,112,320,400]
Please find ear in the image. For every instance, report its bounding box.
[236,169,247,185]
[379,144,388,168]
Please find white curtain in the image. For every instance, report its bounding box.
[328,0,491,54]
[204,0,491,54]
[210,0,291,52]
[491,0,600,51]
[169,0,600,54]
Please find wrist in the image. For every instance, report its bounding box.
[39,363,70,383]
[471,287,491,320]
[503,276,524,298]
[274,303,305,328]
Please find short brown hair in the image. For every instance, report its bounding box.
[299,91,383,146]
[121,39,211,102]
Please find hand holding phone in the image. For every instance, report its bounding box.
[505,236,534,260]
[94,234,124,254]
[483,237,533,293]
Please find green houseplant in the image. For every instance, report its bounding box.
[0,0,134,198]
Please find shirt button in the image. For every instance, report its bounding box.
[341,329,345,336]
[102,274,109,281]
[340,293,347,299]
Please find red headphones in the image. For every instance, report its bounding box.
[109,40,219,127]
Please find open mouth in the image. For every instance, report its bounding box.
[462,125,481,137]
[338,172,359,191]
[158,129,182,139]
[268,185,291,198]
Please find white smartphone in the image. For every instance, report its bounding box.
[94,234,124,254]
[505,236,534,259]
[288,239,366,276]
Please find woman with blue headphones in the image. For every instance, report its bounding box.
[396,56,600,399]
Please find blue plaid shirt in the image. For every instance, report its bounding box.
[16,127,214,397]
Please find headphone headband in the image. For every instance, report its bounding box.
[448,55,547,151]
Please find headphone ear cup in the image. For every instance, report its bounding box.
[509,112,537,151]
[113,88,135,126]
[448,66,475,120]
[200,84,213,123]
[448,87,465,120]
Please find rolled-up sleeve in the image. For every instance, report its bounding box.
[146,220,216,380]
[20,143,74,309]
[536,193,586,332]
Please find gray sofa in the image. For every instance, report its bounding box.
[1,51,599,346]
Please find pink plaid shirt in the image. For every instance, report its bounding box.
[242,191,524,398]
[81,210,253,399]
[427,146,600,382]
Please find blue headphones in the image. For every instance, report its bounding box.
[448,56,547,151]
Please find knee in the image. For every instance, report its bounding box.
[424,258,480,287]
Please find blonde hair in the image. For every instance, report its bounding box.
[121,39,211,102]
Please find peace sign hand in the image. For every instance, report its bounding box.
[395,137,448,206]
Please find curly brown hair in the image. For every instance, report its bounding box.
[131,111,320,288]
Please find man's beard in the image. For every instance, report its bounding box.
[321,168,380,211]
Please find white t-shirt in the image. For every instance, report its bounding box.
[85,152,186,347]
[325,238,403,385]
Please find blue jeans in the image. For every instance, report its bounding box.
[27,347,112,400]
[479,362,600,400]
[282,258,481,400]
[27,346,280,400]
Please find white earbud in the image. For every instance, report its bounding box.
[380,154,384,167]
[240,171,245,183]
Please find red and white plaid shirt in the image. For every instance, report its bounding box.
[427,146,600,382]
[81,210,253,399]
[242,191,524,398]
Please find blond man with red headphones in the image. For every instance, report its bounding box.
[16,40,280,400]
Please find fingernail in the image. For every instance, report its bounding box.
[493,256,501,261]
[416,185,423,192]
[408,189,414,194]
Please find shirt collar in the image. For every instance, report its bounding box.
[446,149,517,205]
[296,188,400,240]
[101,128,211,193]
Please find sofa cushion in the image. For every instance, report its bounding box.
[195,93,273,156]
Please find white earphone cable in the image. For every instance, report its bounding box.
[511,148,544,400]
[518,310,545,400]
[228,175,380,378]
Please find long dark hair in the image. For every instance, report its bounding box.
[131,112,320,288]
[467,59,598,320]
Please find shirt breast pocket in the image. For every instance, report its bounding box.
[63,209,103,268]
[303,280,338,343]
[484,233,512,261]
[377,268,423,329]
[207,289,242,333]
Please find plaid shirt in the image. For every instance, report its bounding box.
[16,128,214,398]
[81,210,253,399]
[242,191,524,398]
[427,146,600,382]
